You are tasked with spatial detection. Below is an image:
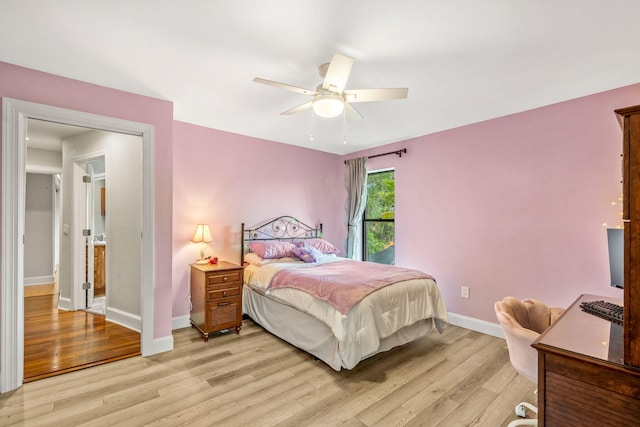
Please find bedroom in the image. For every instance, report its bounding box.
[2,1,640,424]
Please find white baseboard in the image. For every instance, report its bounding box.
[142,334,173,357]
[24,275,55,286]
[106,307,174,356]
[172,315,190,330]
[170,312,503,339]
[448,312,504,339]
[57,296,71,311]
[106,306,141,333]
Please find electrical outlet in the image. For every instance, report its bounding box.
[461,286,470,299]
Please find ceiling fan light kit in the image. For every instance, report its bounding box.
[253,53,408,121]
[312,93,344,118]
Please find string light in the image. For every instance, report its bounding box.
[604,193,624,228]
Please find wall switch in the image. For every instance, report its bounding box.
[461,286,470,299]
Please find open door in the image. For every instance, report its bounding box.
[86,157,106,315]
[75,159,95,311]
[77,157,106,315]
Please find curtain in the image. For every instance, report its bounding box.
[345,157,368,259]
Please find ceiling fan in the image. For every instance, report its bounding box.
[253,53,408,121]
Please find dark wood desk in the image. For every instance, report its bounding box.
[532,294,640,426]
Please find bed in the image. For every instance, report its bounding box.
[241,216,449,371]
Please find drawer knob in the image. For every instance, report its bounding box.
[222,276,228,282]
[222,291,228,297]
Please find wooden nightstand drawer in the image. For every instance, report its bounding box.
[206,270,241,285]
[207,297,241,330]
[207,284,241,300]
[190,261,244,342]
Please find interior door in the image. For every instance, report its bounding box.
[82,161,95,310]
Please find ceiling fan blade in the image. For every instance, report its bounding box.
[322,54,353,94]
[253,77,318,96]
[345,103,362,121]
[343,88,408,103]
[281,101,313,116]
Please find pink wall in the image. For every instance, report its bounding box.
[0,61,174,339]
[347,83,640,323]
[171,122,344,319]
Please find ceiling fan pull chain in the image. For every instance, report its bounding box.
[309,109,315,141]
[343,108,347,144]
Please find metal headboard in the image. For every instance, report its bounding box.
[241,216,323,264]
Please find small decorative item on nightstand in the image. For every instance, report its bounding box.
[189,261,243,342]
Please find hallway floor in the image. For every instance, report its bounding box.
[24,294,140,382]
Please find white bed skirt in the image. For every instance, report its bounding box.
[242,285,445,371]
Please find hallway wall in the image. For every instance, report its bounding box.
[24,173,55,286]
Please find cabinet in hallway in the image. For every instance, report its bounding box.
[94,244,106,297]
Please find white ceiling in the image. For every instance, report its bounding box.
[3,1,640,155]
[26,119,92,152]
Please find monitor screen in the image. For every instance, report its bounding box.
[607,228,624,289]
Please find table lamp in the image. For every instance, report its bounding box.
[191,224,213,264]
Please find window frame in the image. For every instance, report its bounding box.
[362,168,395,263]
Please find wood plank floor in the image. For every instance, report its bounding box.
[24,294,141,382]
[3,319,536,426]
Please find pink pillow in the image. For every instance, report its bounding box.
[248,241,296,259]
[298,238,340,254]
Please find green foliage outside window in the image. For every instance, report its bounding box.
[364,170,395,264]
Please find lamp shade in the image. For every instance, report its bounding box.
[191,224,213,244]
[313,94,345,118]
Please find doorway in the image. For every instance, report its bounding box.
[21,144,138,382]
[22,121,141,381]
[1,98,155,392]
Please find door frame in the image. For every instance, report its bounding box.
[1,98,155,392]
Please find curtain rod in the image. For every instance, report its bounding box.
[344,148,407,164]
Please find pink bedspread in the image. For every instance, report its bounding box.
[268,260,434,314]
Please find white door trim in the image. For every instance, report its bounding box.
[1,98,156,393]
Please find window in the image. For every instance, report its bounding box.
[363,170,395,264]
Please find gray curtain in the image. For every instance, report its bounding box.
[345,157,368,259]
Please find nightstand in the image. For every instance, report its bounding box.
[190,261,243,342]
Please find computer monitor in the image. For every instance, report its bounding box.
[607,228,624,289]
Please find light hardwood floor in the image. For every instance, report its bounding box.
[2,320,536,426]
